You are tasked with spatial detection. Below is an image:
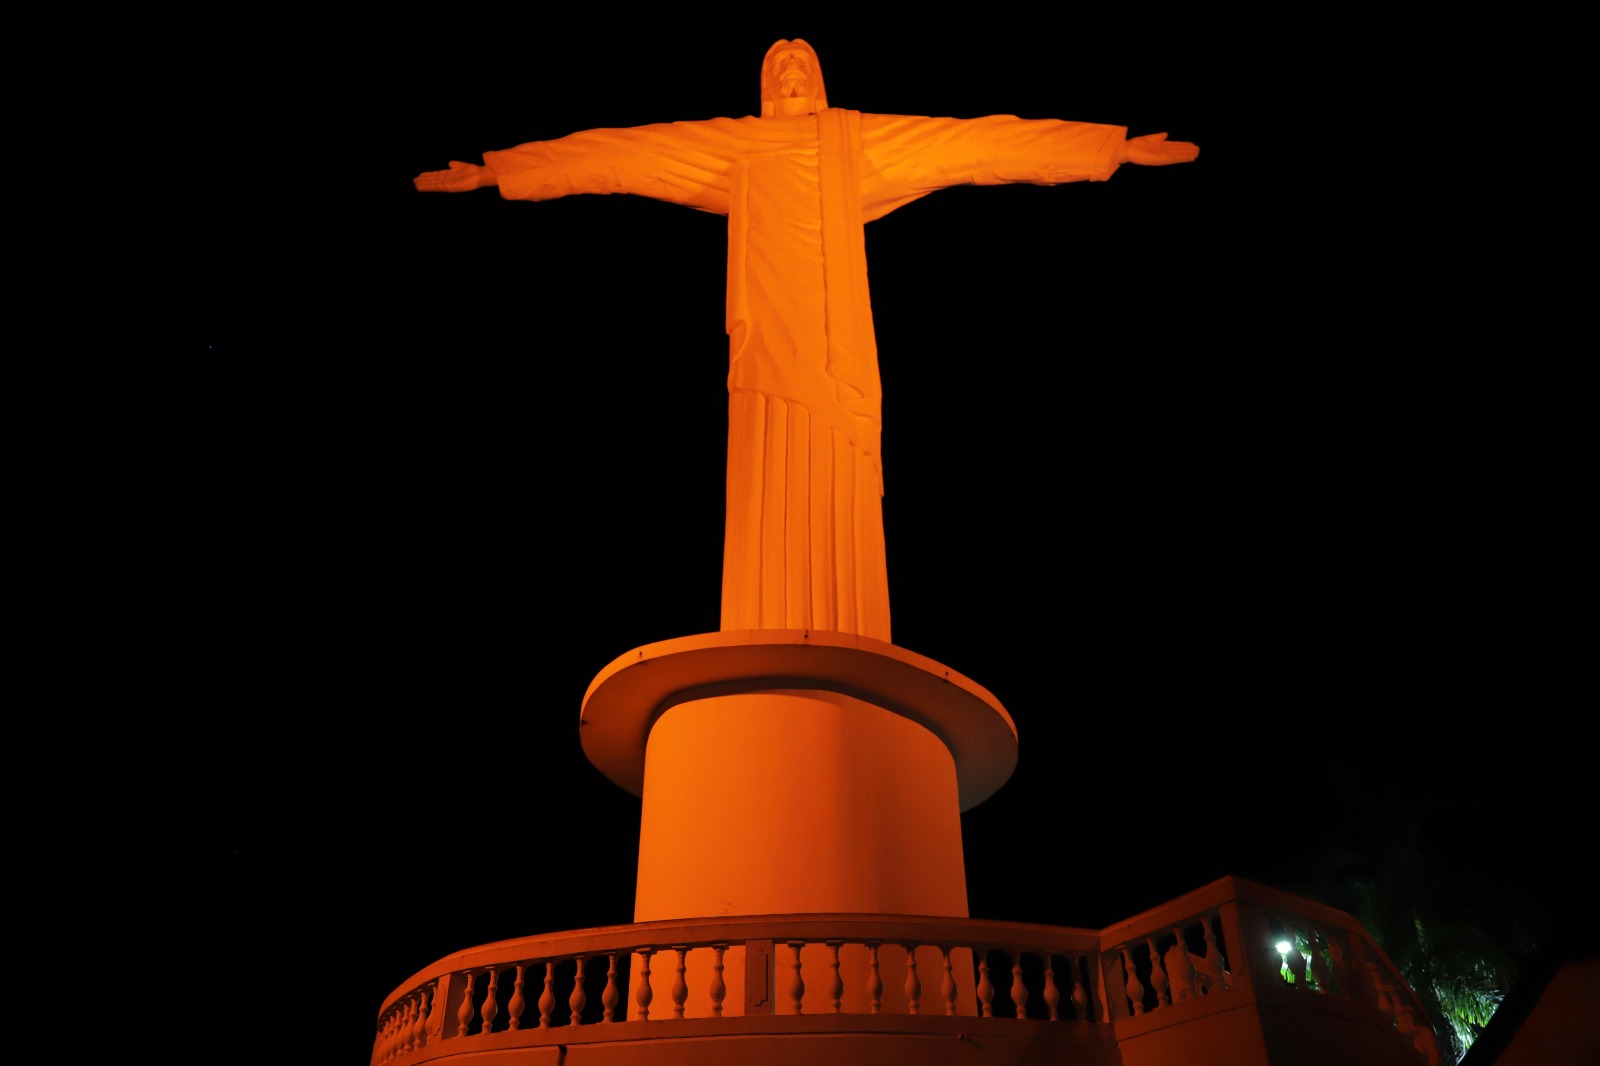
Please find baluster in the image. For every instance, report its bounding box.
[570,955,588,1026]
[1400,1006,1440,1066]
[1166,928,1197,1002]
[1070,954,1089,1020]
[1326,940,1350,996]
[823,941,844,1013]
[1147,936,1170,1008]
[398,1000,415,1054]
[1011,949,1029,1019]
[1122,948,1146,1015]
[866,943,883,1014]
[1203,919,1230,991]
[1269,926,1288,982]
[1416,1022,1441,1066]
[787,941,806,1014]
[940,945,958,1016]
[635,949,655,1021]
[671,947,689,1019]
[709,944,727,1017]
[602,953,620,1022]
[377,1010,393,1064]
[1308,933,1331,994]
[1367,964,1395,1014]
[538,961,556,1028]
[413,988,430,1049]
[904,943,921,1015]
[506,964,526,1030]
[977,949,995,1017]
[480,968,499,1035]
[1284,931,1308,988]
[456,972,477,1037]
[1042,954,1061,1021]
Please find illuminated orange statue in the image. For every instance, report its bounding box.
[415,39,1197,645]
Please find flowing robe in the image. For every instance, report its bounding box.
[485,110,1125,643]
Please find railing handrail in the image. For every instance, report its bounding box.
[1097,875,1363,945]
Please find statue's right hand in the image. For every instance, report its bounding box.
[1119,133,1199,167]
[413,160,485,193]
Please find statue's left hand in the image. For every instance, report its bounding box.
[414,160,491,193]
[1120,133,1199,166]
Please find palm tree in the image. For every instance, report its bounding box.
[1286,774,1551,1063]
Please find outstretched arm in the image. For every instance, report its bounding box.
[412,121,740,213]
[1116,132,1199,166]
[413,160,501,193]
[860,115,1195,221]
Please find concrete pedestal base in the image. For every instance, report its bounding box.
[636,690,967,920]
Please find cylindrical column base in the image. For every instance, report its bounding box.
[634,689,969,922]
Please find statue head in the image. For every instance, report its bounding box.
[761,39,828,117]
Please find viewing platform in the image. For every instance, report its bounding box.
[373,876,1441,1066]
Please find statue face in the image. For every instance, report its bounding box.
[760,40,826,117]
[773,46,817,106]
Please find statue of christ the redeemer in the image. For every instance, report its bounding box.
[415,39,1198,645]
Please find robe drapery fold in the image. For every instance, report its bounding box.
[722,390,888,638]
[484,109,1126,644]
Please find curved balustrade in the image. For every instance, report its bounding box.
[373,913,1104,1064]
[372,878,1441,1066]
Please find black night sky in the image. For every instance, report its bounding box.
[164,17,1583,1063]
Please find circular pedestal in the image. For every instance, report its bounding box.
[581,630,1017,811]
[582,630,1017,927]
